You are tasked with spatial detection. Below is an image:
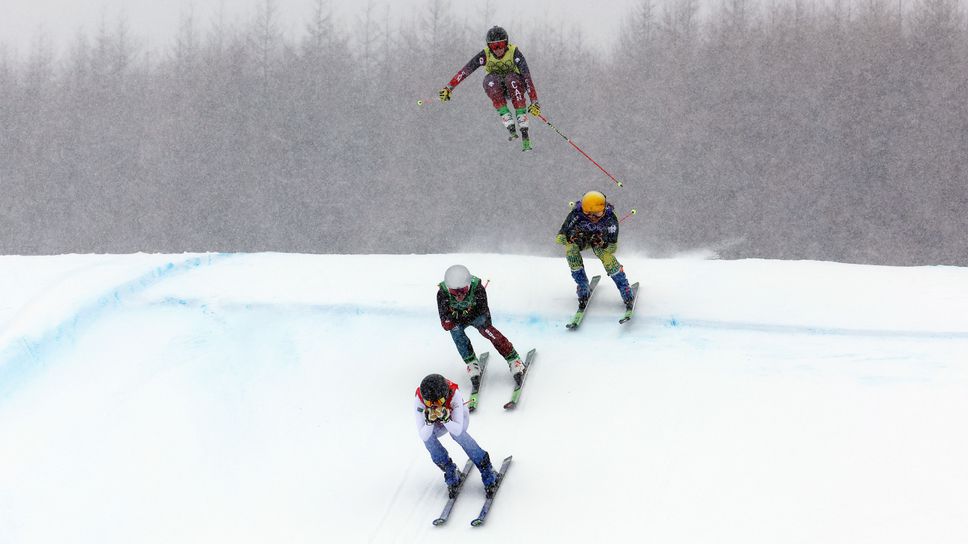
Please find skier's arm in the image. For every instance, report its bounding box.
[558,208,580,238]
[446,51,487,91]
[415,396,436,441]
[604,213,620,245]
[437,288,453,323]
[474,283,493,325]
[513,48,539,103]
[442,389,466,437]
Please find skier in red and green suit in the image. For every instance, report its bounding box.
[437,264,527,389]
[438,26,541,151]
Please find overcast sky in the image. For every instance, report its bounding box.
[1,0,645,56]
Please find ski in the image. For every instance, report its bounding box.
[503,348,536,410]
[467,352,489,412]
[619,282,640,325]
[565,275,601,330]
[470,455,513,527]
[432,458,476,526]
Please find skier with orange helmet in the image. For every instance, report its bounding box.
[438,26,541,151]
[557,191,635,310]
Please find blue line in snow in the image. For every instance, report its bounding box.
[0,254,232,401]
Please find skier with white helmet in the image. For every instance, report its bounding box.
[557,190,636,310]
[415,373,499,498]
[437,264,527,394]
[438,26,541,151]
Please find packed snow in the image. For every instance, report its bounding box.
[1,252,966,543]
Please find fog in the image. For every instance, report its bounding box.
[1,0,966,264]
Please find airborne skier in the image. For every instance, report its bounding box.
[438,265,527,389]
[557,191,636,311]
[415,373,499,498]
[438,26,541,151]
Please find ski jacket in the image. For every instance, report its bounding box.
[558,202,620,249]
[446,45,538,102]
[437,276,492,327]
[414,385,470,442]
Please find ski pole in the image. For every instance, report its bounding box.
[536,113,624,188]
[417,94,447,106]
[568,201,637,222]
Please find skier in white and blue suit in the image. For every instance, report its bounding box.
[415,373,499,498]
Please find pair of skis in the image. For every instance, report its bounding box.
[565,275,640,329]
[433,455,513,527]
[468,348,537,412]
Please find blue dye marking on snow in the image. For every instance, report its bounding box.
[0,254,233,400]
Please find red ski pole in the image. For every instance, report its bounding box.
[536,113,624,188]
[618,209,637,223]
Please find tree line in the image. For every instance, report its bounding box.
[1,0,966,265]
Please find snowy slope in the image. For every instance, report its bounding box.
[1,253,966,543]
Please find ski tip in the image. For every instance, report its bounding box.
[471,518,484,527]
[433,518,446,526]
[503,402,516,410]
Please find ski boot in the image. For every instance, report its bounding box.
[478,453,498,497]
[572,268,590,309]
[507,353,525,386]
[436,459,461,497]
[611,269,634,309]
[465,355,482,392]
[507,125,519,141]
[521,127,532,151]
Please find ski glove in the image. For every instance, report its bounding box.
[439,86,453,102]
[425,406,451,423]
[528,102,541,117]
[555,233,568,245]
[441,319,455,331]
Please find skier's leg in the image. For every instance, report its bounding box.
[566,243,590,304]
[424,435,460,486]
[451,430,497,487]
[506,73,531,149]
[483,73,517,140]
[450,325,482,385]
[468,315,523,381]
[594,245,634,305]
[478,323,525,383]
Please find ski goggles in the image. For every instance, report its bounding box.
[487,40,508,52]
[448,286,469,298]
[586,210,605,219]
[423,397,447,408]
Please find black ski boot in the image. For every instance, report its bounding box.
[478,453,498,497]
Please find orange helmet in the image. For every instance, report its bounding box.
[580,191,607,215]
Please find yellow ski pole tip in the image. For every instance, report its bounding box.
[631,209,637,214]
[568,201,576,207]
[417,99,424,106]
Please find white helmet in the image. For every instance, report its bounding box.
[444,264,471,290]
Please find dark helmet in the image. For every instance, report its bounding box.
[420,374,450,404]
[486,26,508,44]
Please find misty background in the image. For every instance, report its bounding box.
[0,0,966,265]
